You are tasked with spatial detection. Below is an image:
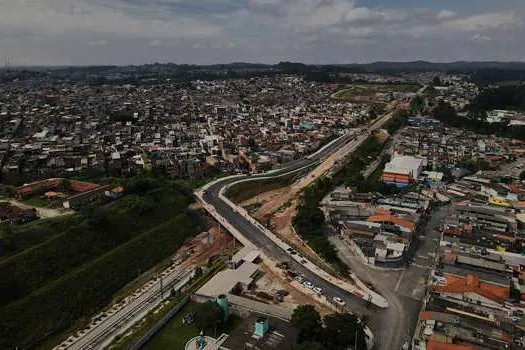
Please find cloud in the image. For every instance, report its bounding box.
[148,39,162,47]
[2,1,525,65]
[472,34,492,42]
[0,0,222,39]
[88,40,108,47]
[437,10,457,21]
[344,7,407,24]
[445,11,522,32]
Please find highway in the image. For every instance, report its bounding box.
[197,113,394,343]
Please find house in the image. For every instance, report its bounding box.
[432,274,509,312]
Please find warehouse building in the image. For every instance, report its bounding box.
[382,155,425,187]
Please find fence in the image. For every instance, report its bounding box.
[130,295,190,350]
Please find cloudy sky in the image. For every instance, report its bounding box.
[1,0,525,66]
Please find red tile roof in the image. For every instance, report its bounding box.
[427,340,480,350]
[367,214,416,231]
[433,274,509,304]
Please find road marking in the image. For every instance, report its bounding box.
[417,255,428,259]
[395,269,406,292]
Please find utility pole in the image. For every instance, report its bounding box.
[160,274,164,299]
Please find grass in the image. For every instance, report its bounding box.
[144,303,242,350]
[21,196,51,208]
[334,83,421,101]
[108,296,185,350]
[106,260,226,350]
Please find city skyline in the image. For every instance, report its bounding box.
[1,0,525,66]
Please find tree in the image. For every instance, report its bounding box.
[193,301,222,332]
[510,287,522,302]
[194,266,203,279]
[59,179,72,193]
[294,341,325,350]
[410,95,424,114]
[431,76,441,86]
[322,313,367,350]
[291,304,322,343]
[520,171,525,181]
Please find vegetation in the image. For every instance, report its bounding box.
[0,215,83,261]
[471,85,525,112]
[291,305,367,350]
[291,305,322,343]
[432,101,525,141]
[294,110,408,273]
[0,174,204,349]
[193,301,223,332]
[410,95,424,114]
[143,302,241,350]
[227,173,299,203]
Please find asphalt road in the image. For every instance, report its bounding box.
[328,206,449,350]
[200,114,393,344]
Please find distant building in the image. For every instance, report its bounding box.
[382,155,425,187]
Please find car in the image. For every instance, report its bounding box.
[303,281,314,289]
[510,317,520,323]
[333,296,346,307]
[295,275,304,283]
[313,287,323,295]
[300,259,307,264]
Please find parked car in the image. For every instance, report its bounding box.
[303,281,314,289]
[313,287,323,295]
[333,296,346,307]
[295,275,304,283]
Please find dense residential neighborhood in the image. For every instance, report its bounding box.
[2,63,525,350]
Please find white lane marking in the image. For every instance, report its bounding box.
[395,269,406,292]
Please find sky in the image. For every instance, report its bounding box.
[1,0,525,66]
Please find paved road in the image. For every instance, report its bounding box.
[328,206,448,350]
[199,114,394,342]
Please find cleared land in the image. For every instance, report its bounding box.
[333,83,421,103]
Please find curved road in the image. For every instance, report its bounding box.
[198,114,394,346]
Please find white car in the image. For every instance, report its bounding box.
[313,287,323,295]
[303,281,314,289]
[333,296,346,307]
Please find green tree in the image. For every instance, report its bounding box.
[510,287,521,302]
[193,301,222,333]
[291,304,322,343]
[294,341,325,350]
[194,266,203,279]
[59,179,72,193]
[520,171,525,181]
[410,95,424,114]
[322,313,366,350]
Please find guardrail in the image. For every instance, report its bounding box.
[217,187,388,308]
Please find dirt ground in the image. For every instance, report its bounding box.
[256,261,336,315]
[6,199,74,219]
[173,226,234,268]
